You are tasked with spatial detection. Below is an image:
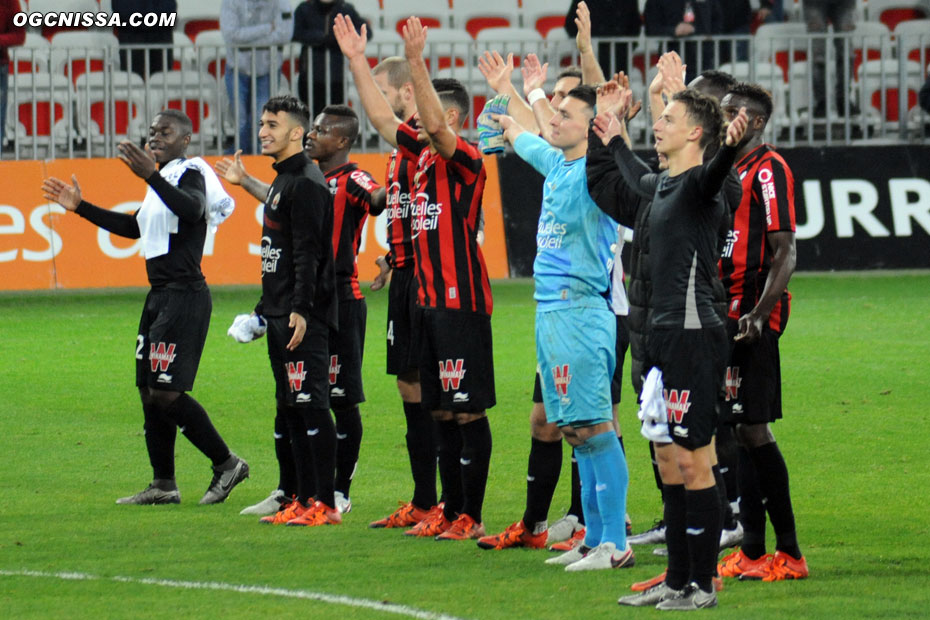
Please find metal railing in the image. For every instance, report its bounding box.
[3,31,929,160]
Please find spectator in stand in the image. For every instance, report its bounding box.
[0,0,25,149]
[804,0,856,118]
[113,0,176,78]
[564,0,641,75]
[758,0,784,24]
[643,0,722,82]
[293,0,370,116]
[719,0,752,62]
[221,0,294,154]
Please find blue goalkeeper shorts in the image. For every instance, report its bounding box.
[536,305,616,427]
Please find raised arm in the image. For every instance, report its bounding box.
[574,1,606,85]
[403,17,458,159]
[42,175,141,239]
[333,14,401,146]
[522,54,558,142]
[117,141,205,223]
[478,51,539,134]
[215,150,271,201]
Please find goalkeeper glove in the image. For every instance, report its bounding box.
[477,94,510,154]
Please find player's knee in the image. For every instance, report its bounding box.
[736,422,775,448]
[147,388,181,412]
[396,374,421,402]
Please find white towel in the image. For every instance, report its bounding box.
[638,367,671,444]
[136,157,235,258]
[610,225,630,316]
[227,313,267,343]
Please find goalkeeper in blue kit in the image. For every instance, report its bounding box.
[480,86,634,570]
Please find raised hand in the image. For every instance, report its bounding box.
[214,150,247,186]
[333,13,367,60]
[117,140,157,179]
[402,16,428,62]
[725,106,749,146]
[592,111,623,146]
[596,80,622,116]
[478,50,514,94]
[657,51,686,97]
[574,1,593,55]
[521,53,549,97]
[41,175,83,212]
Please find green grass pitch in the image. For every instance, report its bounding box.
[1,274,928,619]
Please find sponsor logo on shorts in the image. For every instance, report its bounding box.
[296,393,312,403]
[460,457,472,465]
[552,364,572,397]
[663,389,692,424]
[336,432,348,440]
[439,359,466,391]
[156,373,172,384]
[287,361,307,392]
[149,342,176,372]
[329,355,341,385]
[724,366,742,402]
[452,392,470,403]
[673,425,689,438]
[330,387,346,397]
[306,427,319,435]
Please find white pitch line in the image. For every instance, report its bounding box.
[1,569,469,620]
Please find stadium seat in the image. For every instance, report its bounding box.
[383,0,447,35]
[6,72,73,150]
[178,0,223,42]
[9,33,50,75]
[420,29,473,71]
[75,71,146,154]
[192,30,226,80]
[523,8,566,39]
[49,32,119,86]
[865,0,929,31]
[754,22,810,82]
[171,32,197,72]
[450,0,519,38]
[894,19,930,66]
[29,0,98,39]
[857,58,924,123]
[849,22,892,79]
[147,70,219,139]
[474,27,542,67]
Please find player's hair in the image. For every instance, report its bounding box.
[557,66,583,82]
[154,108,192,136]
[565,84,596,116]
[695,70,737,99]
[372,56,412,88]
[672,89,723,151]
[263,95,310,131]
[320,104,360,142]
[432,77,470,119]
[727,82,774,122]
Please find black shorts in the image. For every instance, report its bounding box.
[721,318,783,425]
[385,265,422,376]
[329,297,366,408]
[532,314,630,406]
[266,314,330,409]
[645,325,727,450]
[419,308,496,413]
[135,283,210,392]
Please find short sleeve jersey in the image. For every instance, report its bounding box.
[325,162,384,301]
[514,132,617,312]
[719,144,796,332]
[384,117,419,269]
[395,123,492,316]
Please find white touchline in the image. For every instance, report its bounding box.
[1,569,469,620]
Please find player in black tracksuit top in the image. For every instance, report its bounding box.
[248,95,343,527]
[41,109,248,507]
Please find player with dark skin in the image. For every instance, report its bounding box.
[44,114,193,415]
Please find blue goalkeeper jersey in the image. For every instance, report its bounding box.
[514,132,618,312]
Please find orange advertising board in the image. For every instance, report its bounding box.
[0,153,508,291]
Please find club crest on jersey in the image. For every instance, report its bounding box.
[328,355,341,385]
[552,364,572,398]
[287,361,307,392]
[663,389,692,424]
[270,192,281,211]
[439,359,466,391]
[149,342,176,372]
[328,177,339,196]
[725,367,742,402]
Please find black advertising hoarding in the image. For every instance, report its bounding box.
[497,145,930,276]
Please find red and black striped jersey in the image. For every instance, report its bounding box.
[719,144,796,333]
[396,123,493,316]
[325,162,384,300]
[384,117,419,269]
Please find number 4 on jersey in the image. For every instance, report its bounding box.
[387,320,395,346]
